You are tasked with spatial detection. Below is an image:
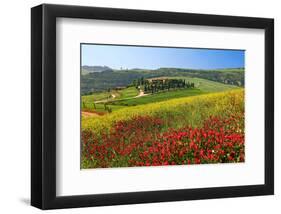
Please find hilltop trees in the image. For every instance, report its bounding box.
[133,78,195,94]
[81,67,244,94]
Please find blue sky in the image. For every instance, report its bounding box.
[81,44,244,70]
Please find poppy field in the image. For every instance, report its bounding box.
[81,89,245,168]
[80,44,245,169]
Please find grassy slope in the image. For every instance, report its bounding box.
[82,87,138,102]
[82,77,240,113]
[82,91,112,103]
[118,87,139,99]
[110,88,203,106]
[82,87,138,111]
[82,89,244,134]
[109,77,239,107]
[170,76,239,92]
[81,67,244,93]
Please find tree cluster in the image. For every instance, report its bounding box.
[133,78,195,94]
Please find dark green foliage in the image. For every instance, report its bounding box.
[135,78,194,94]
[81,67,244,94]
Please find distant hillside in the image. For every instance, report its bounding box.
[81,67,244,94]
[82,65,113,74]
[155,68,244,85]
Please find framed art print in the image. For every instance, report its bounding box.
[31,4,274,209]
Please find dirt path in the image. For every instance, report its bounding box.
[135,90,149,98]
[95,90,148,104]
[91,90,149,108]
[82,111,101,117]
[95,93,117,104]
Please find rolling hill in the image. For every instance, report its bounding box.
[82,76,240,114]
[81,66,244,94]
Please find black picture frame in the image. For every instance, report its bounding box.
[31,4,274,210]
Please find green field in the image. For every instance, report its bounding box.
[170,77,239,92]
[82,89,244,134]
[110,88,203,106]
[82,87,138,112]
[81,77,240,113]
[118,87,139,99]
[82,91,112,103]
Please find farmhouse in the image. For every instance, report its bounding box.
[147,77,169,83]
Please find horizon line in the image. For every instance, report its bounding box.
[81,65,245,71]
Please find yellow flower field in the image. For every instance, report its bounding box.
[82,89,244,134]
